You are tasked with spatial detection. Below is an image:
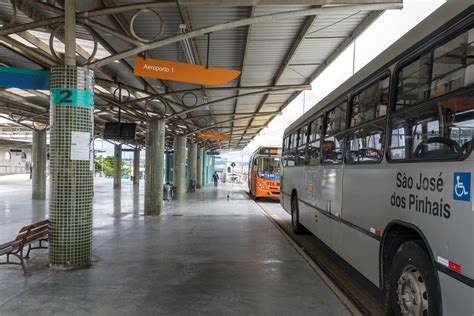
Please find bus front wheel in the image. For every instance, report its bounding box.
[291,195,305,235]
[389,241,441,316]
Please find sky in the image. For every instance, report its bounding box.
[221,0,446,163]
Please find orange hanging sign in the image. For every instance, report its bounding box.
[133,56,240,85]
[196,132,230,141]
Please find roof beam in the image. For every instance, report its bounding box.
[237,11,318,146]
[267,9,383,126]
[165,87,302,121]
[87,3,402,68]
[229,6,254,149]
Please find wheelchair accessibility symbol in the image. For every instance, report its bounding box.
[453,172,471,202]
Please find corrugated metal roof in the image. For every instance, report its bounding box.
[0,1,401,150]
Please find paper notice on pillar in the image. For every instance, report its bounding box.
[71,131,91,161]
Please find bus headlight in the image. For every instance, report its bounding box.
[257,182,268,190]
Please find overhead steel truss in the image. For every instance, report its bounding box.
[0,0,401,150]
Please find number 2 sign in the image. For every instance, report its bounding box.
[51,88,93,108]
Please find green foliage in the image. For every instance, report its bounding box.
[94,155,129,177]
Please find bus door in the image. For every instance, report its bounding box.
[317,103,347,251]
[304,139,321,236]
[317,133,344,251]
[251,156,258,195]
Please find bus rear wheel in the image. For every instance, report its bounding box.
[389,241,441,316]
[291,195,305,235]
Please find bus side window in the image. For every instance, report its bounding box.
[285,131,298,167]
[346,120,384,163]
[322,102,346,164]
[351,76,389,127]
[307,116,323,166]
[396,27,474,111]
[389,91,474,160]
[297,125,308,166]
[307,140,321,166]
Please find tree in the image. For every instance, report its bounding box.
[94,156,114,177]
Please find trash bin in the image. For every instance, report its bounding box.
[163,182,173,201]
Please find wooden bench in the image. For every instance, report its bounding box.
[0,219,49,274]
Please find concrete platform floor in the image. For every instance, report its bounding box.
[0,175,349,315]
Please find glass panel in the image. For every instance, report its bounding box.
[396,27,474,110]
[258,156,281,179]
[351,77,389,126]
[325,101,347,136]
[309,116,323,142]
[298,125,308,146]
[396,53,431,109]
[296,147,306,166]
[290,132,298,149]
[307,140,321,166]
[346,120,385,163]
[285,153,296,167]
[389,90,474,160]
[431,29,474,97]
[322,134,344,164]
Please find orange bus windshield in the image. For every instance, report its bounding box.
[257,156,281,180]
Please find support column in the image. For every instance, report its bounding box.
[145,118,165,215]
[133,147,140,185]
[210,156,216,182]
[174,136,186,200]
[165,150,173,183]
[49,3,94,269]
[113,144,122,189]
[202,150,208,187]
[196,147,203,189]
[187,143,197,192]
[32,129,47,200]
[172,138,177,186]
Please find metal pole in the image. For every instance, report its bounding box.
[64,0,76,66]
[113,144,122,189]
[133,147,140,185]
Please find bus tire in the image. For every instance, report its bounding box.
[389,241,441,316]
[291,195,305,235]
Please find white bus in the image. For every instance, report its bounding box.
[280,2,473,315]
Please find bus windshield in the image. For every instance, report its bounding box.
[258,156,280,179]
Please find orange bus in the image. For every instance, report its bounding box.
[248,146,282,199]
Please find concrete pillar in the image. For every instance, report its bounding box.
[196,147,203,189]
[113,144,122,189]
[145,118,165,215]
[172,138,177,186]
[187,143,197,192]
[165,150,173,183]
[174,136,186,200]
[32,129,47,200]
[210,156,216,182]
[202,150,208,187]
[133,147,140,185]
[49,0,94,269]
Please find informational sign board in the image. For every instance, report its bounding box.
[206,151,220,156]
[197,132,230,141]
[70,132,91,161]
[51,88,94,109]
[0,67,49,90]
[134,56,240,85]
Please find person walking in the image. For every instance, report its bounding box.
[212,172,219,187]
